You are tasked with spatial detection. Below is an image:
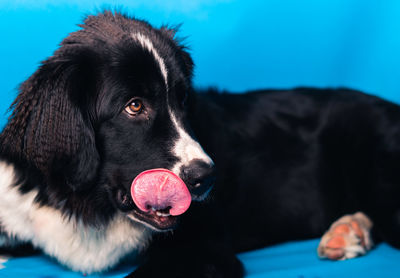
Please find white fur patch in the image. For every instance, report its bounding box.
[0,256,8,269]
[0,161,151,273]
[169,111,214,176]
[132,32,168,89]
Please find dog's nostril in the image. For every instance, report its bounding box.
[181,159,216,189]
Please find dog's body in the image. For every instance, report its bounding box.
[190,88,400,249]
[1,11,400,277]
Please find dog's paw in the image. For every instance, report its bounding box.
[0,256,9,269]
[317,212,373,260]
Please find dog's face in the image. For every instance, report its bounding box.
[0,12,215,231]
[94,30,215,231]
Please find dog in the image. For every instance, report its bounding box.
[1,10,400,277]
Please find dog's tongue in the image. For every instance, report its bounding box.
[130,169,191,216]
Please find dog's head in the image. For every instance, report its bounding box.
[0,11,215,231]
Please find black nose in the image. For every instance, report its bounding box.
[181,160,216,198]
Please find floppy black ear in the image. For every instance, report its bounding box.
[0,50,100,191]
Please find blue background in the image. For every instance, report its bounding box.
[1,0,400,116]
[1,0,400,277]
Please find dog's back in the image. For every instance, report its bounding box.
[189,87,400,252]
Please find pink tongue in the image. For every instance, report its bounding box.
[130,169,191,216]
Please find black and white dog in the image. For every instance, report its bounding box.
[1,11,400,277]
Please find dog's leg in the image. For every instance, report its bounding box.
[0,256,7,269]
[0,228,39,269]
[130,242,243,278]
[0,241,39,269]
[128,203,244,278]
[0,231,10,269]
[317,212,373,260]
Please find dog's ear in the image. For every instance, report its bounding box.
[0,48,100,191]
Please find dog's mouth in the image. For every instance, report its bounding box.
[127,206,179,231]
[123,169,192,231]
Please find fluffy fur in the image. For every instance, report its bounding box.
[1,10,400,278]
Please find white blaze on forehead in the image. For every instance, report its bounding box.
[131,33,213,176]
[132,32,168,89]
[169,110,214,175]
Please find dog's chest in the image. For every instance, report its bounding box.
[30,208,150,273]
[0,162,150,273]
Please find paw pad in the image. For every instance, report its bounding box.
[317,212,373,260]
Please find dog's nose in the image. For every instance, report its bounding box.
[181,160,216,198]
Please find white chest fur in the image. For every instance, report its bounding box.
[0,161,150,273]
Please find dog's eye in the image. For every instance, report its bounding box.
[125,99,143,115]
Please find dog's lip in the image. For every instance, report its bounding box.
[126,207,179,231]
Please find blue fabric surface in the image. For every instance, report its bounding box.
[1,1,400,277]
[2,239,400,277]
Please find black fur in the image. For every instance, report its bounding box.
[2,10,400,278]
[0,11,194,225]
